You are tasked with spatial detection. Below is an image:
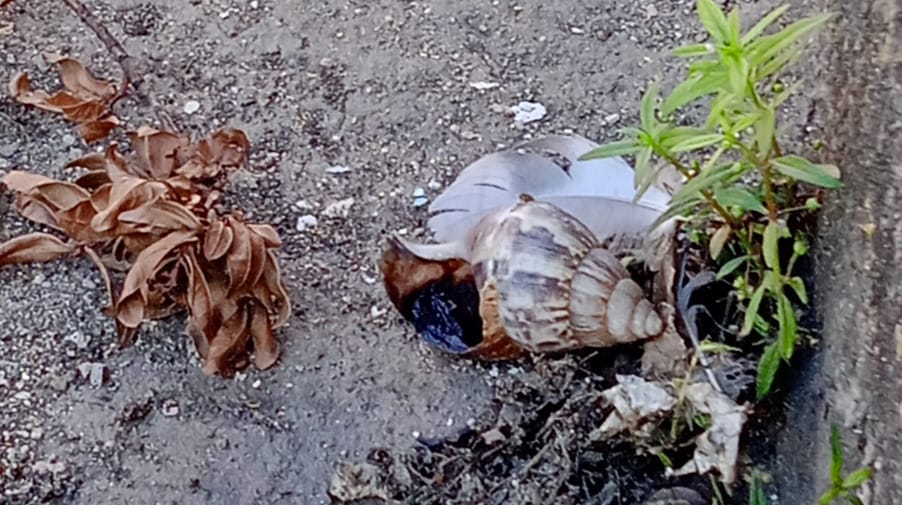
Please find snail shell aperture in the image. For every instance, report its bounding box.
[380,199,666,358]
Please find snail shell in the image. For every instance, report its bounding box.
[466,199,664,354]
[381,199,665,358]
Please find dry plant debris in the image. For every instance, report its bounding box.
[1,57,291,376]
[8,53,122,142]
[592,375,748,486]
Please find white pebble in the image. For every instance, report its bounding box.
[510,101,547,124]
[296,214,318,232]
[183,100,201,114]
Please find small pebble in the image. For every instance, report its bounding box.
[510,101,547,124]
[296,214,318,232]
[412,187,429,207]
[183,100,201,114]
[61,134,76,146]
[161,400,179,417]
[325,165,351,174]
[469,81,499,90]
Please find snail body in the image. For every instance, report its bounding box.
[381,198,665,358]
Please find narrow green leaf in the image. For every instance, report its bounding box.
[640,82,661,132]
[759,45,803,80]
[843,468,874,489]
[714,186,768,214]
[672,42,714,57]
[671,134,724,153]
[727,8,742,45]
[727,55,750,97]
[772,155,843,188]
[777,294,797,359]
[830,424,844,485]
[756,342,781,399]
[817,488,841,505]
[741,284,767,336]
[749,13,833,67]
[704,91,738,129]
[697,0,731,43]
[651,199,703,230]
[670,162,745,206]
[756,107,776,157]
[659,126,711,149]
[750,475,768,505]
[786,276,808,304]
[742,5,790,45]
[732,111,762,134]
[656,451,673,468]
[579,140,642,160]
[717,255,747,279]
[633,146,653,192]
[662,72,730,116]
[763,221,781,271]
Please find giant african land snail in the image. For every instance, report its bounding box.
[380,135,681,361]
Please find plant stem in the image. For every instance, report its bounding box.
[762,161,779,221]
[660,151,742,228]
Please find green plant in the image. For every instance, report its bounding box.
[581,0,839,399]
[817,425,873,505]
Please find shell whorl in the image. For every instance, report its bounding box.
[466,200,664,354]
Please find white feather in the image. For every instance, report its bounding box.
[427,134,671,244]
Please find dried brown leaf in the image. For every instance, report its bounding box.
[202,302,250,376]
[128,127,189,179]
[8,71,28,97]
[248,224,281,248]
[115,231,197,329]
[203,219,233,261]
[118,199,202,234]
[0,232,73,266]
[15,196,62,231]
[60,100,107,122]
[79,116,120,143]
[257,250,291,328]
[183,251,215,340]
[249,300,279,370]
[244,229,267,292]
[91,178,167,233]
[45,55,117,101]
[73,170,112,190]
[225,218,252,294]
[67,152,109,172]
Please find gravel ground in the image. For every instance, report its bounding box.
[0,0,800,503]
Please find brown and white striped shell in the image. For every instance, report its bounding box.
[465,199,664,354]
[380,198,666,359]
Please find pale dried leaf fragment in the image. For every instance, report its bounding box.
[0,233,73,266]
[592,375,677,440]
[328,462,390,503]
[670,382,748,485]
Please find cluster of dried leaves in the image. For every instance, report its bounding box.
[1,57,291,376]
[9,53,123,142]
